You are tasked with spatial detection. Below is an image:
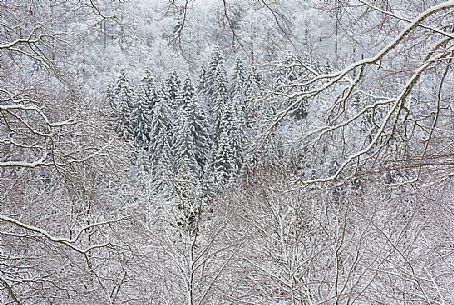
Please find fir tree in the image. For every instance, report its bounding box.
[130,96,152,150]
[129,70,160,151]
[230,58,247,98]
[111,70,135,139]
[212,97,244,186]
[172,78,213,233]
[163,70,181,118]
[180,77,195,114]
[140,69,159,111]
[174,78,210,178]
[191,101,211,175]
[201,48,228,143]
[197,65,208,94]
[148,92,174,177]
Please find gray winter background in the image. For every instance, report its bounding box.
[1,1,454,304]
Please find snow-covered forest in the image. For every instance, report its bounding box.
[1,1,454,304]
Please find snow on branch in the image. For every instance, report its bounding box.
[0,26,43,50]
[0,103,76,128]
[358,0,454,39]
[264,1,454,184]
[0,214,126,254]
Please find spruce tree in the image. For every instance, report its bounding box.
[174,78,210,178]
[230,58,247,98]
[239,67,263,178]
[140,69,159,111]
[130,71,158,151]
[148,90,174,177]
[201,48,228,143]
[163,70,181,119]
[197,66,208,95]
[158,70,181,157]
[212,96,244,186]
[111,70,135,139]
[130,95,152,150]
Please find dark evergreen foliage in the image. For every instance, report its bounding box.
[110,70,135,139]
[109,52,256,191]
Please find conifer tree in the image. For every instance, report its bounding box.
[230,58,246,98]
[130,95,152,150]
[129,70,157,150]
[212,96,244,186]
[171,78,213,240]
[163,70,181,119]
[157,71,181,158]
[140,69,159,111]
[174,117,198,174]
[174,78,210,178]
[201,48,228,143]
[110,70,135,139]
[149,90,174,177]
[239,66,264,179]
[197,66,208,95]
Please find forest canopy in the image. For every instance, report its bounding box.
[1,1,454,304]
